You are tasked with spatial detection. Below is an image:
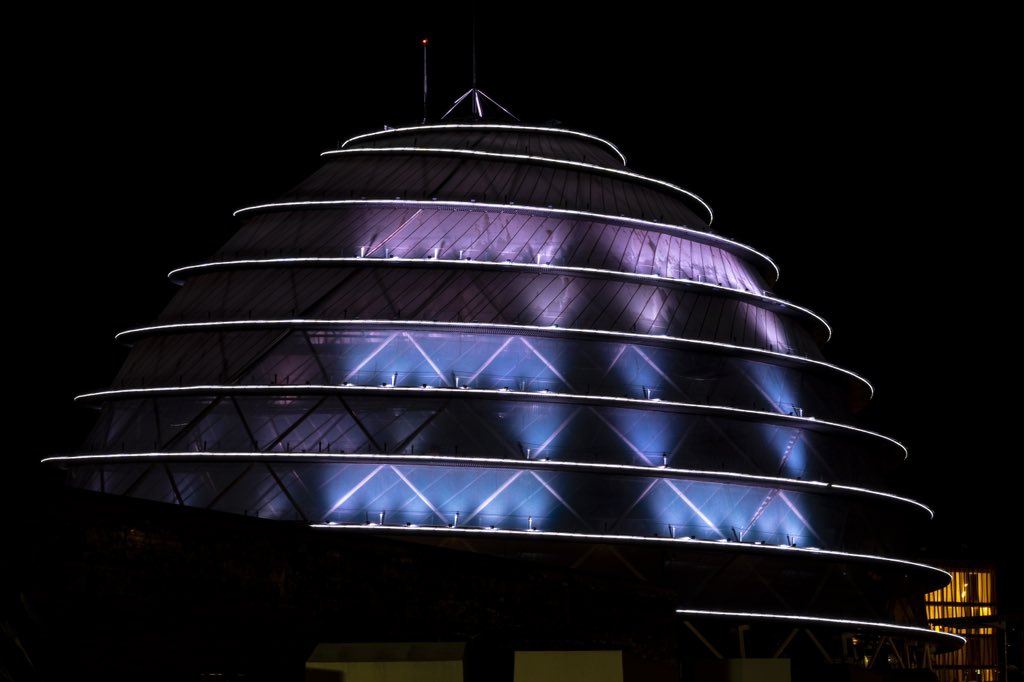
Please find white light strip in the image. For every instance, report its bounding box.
[305,523,951,582]
[230,199,779,281]
[37,450,939,574]
[114,318,871,398]
[74,384,906,457]
[40,451,930,516]
[831,484,932,517]
[674,609,965,646]
[318,146,714,224]
[340,123,629,166]
[167,256,827,338]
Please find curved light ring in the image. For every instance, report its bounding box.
[75,385,906,458]
[305,523,951,585]
[115,319,872,400]
[231,199,779,281]
[341,123,629,166]
[832,483,935,515]
[41,451,932,517]
[43,449,944,578]
[167,256,828,339]
[674,609,965,648]
[317,147,715,224]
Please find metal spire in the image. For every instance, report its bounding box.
[441,9,518,121]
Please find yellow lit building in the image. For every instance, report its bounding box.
[926,568,999,681]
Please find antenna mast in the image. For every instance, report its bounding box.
[422,38,429,124]
[441,8,519,121]
[470,7,483,117]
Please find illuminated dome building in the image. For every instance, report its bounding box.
[47,120,962,675]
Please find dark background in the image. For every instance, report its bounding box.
[11,5,1013,602]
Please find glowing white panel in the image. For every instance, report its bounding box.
[662,479,725,538]
[167,256,827,338]
[674,609,966,646]
[115,318,871,398]
[389,465,449,524]
[460,470,524,525]
[318,146,714,223]
[340,123,629,166]
[73,385,907,457]
[325,464,385,515]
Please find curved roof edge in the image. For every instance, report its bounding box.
[341,123,629,166]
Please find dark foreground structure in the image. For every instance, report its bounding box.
[42,122,963,680]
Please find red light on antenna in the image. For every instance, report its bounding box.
[422,38,428,45]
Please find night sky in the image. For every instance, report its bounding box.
[15,7,1010,577]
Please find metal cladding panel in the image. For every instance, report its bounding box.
[282,154,705,227]
[158,268,822,357]
[218,206,772,288]
[114,329,286,386]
